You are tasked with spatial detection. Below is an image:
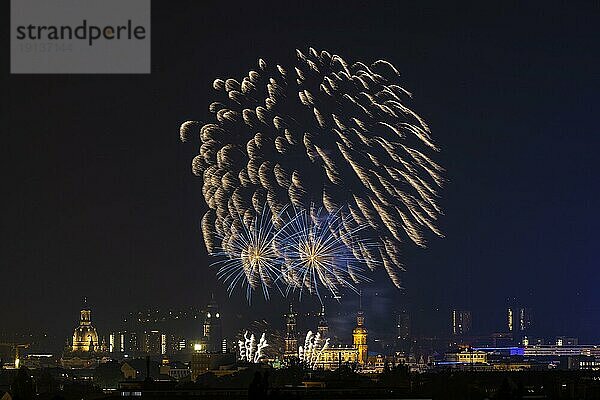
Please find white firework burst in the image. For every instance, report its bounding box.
[277,206,372,301]
[211,209,282,301]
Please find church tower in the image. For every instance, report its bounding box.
[203,295,222,353]
[353,309,368,366]
[284,304,298,358]
[317,304,329,337]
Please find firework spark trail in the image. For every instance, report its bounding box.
[254,333,268,363]
[211,207,283,301]
[276,205,373,301]
[238,331,268,363]
[181,47,444,289]
[245,332,253,361]
[211,204,372,301]
[298,331,330,369]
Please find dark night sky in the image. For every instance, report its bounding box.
[1,1,598,343]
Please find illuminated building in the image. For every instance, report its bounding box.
[191,297,225,354]
[140,330,162,355]
[451,309,472,335]
[572,358,600,371]
[523,345,600,357]
[507,302,532,336]
[108,331,139,354]
[314,307,368,369]
[202,297,222,353]
[109,333,115,353]
[352,309,368,365]
[72,299,100,352]
[284,304,298,358]
[445,349,487,363]
[313,344,359,370]
[519,307,532,331]
[555,336,578,346]
[277,304,369,370]
[62,299,109,368]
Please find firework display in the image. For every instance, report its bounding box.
[238,331,268,363]
[211,207,282,300]
[247,320,285,359]
[298,331,330,370]
[181,47,443,293]
[277,206,371,300]
[212,204,371,301]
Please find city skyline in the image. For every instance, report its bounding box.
[1,294,592,358]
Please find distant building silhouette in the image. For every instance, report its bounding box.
[507,299,532,344]
[451,309,472,335]
[397,309,410,341]
[283,304,298,358]
[202,296,222,353]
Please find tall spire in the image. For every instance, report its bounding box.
[353,297,368,366]
[356,292,365,327]
[358,290,362,310]
[318,304,329,337]
[284,303,298,357]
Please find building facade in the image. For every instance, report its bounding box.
[312,309,368,370]
[445,349,487,363]
[314,345,359,370]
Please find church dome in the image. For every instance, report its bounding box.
[72,303,99,352]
